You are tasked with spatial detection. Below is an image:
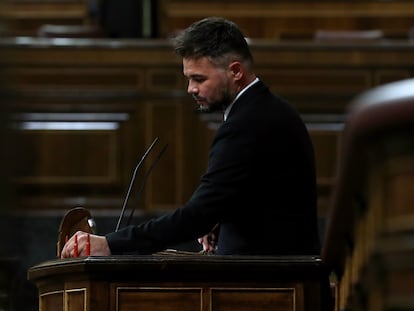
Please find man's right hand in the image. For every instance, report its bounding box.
[61,231,111,258]
[197,224,219,253]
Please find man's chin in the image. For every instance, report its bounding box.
[196,103,227,114]
[196,105,212,113]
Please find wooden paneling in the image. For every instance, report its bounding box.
[65,288,86,311]
[374,69,412,85]
[9,68,145,90]
[211,288,296,311]
[0,0,90,37]
[310,129,341,187]
[384,155,414,232]
[116,287,201,311]
[19,129,117,184]
[28,255,330,311]
[2,38,414,217]
[147,101,182,209]
[2,0,414,40]
[40,290,64,311]
[159,0,414,40]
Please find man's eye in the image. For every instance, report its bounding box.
[189,76,205,83]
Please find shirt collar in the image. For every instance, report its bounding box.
[223,77,259,121]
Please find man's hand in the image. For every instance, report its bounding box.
[197,235,217,253]
[61,231,111,258]
[197,224,219,253]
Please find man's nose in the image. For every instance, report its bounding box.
[187,82,198,94]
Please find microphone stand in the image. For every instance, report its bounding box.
[126,143,168,227]
[115,137,159,232]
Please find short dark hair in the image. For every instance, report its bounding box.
[173,17,253,68]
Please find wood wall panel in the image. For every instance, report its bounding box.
[3,0,414,40]
[40,290,64,311]
[180,104,212,201]
[384,156,414,232]
[116,287,202,311]
[65,288,86,311]
[210,288,296,311]
[159,0,414,40]
[146,68,185,90]
[15,129,118,185]
[9,68,144,91]
[0,0,89,37]
[373,69,412,86]
[258,69,371,95]
[147,101,182,209]
[145,97,208,210]
[310,130,341,187]
[3,38,414,216]
[29,256,328,311]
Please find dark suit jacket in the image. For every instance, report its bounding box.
[106,80,321,255]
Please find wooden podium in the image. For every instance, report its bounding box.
[28,254,330,311]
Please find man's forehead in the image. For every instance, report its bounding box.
[183,57,222,75]
[183,57,212,67]
[183,58,208,73]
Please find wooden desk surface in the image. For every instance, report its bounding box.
[28,254,325,282]
[28,254,330,311]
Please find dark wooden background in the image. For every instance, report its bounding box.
[1,1,414,310]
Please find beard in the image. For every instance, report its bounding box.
[193,90,234,114]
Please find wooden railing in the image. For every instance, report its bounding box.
[322,78,414,310]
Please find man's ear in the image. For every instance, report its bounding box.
[228,61,243,80]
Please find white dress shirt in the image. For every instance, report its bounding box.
[223,77,259,121]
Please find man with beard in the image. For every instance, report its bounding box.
[61,17,321,258]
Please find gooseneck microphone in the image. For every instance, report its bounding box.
[115,137,167,232]
[126,143,168,227]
